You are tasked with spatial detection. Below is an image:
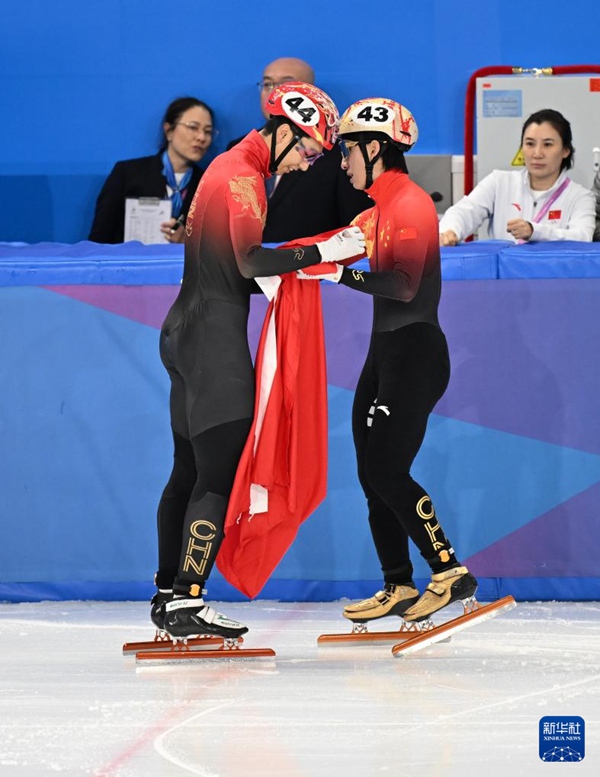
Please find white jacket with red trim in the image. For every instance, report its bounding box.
[439,169,595,243]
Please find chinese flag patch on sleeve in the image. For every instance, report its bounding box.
[548,210,561,220]
[398,226,417,240]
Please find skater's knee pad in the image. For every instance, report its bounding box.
[188,487,228,516]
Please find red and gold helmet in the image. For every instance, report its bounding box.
[339,98,418,151]
[265,82,339,150]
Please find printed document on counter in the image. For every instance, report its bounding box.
[124,198,171,244]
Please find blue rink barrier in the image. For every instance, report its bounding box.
[0,240,185,285]
[499,240,600,279]
[1,240,600,603]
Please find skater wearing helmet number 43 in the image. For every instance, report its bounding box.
[151,83,365,646]
[300,98,479,629]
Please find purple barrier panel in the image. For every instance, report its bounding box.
[467,480,600,578]
[436,279,600,455]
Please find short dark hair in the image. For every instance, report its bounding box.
[159,97,215,151]
[379,140,408,173]
[521,108,574,171]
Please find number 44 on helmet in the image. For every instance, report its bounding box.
[265,81,340,149]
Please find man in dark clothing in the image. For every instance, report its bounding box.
[227,57,371,242]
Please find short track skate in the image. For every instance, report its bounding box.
[135,635,275,663]
[122,631,227,655]
[391,594,516,657]
[318,619,428,646]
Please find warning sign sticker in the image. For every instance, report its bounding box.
[511,148,525,167]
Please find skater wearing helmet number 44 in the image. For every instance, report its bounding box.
[300,98,479,628]
[152,83,366,646]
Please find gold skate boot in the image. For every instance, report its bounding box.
[403,566,478,623]
[343,583,420,623]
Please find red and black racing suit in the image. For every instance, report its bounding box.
[156,131,321,596]
[340,169,459,584]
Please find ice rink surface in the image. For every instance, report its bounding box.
[1,599,599,776]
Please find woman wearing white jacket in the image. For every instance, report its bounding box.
[439,109,595,245]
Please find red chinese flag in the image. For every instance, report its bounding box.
[217,272,328,598]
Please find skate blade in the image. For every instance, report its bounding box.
[392,595,516,658]
[135,646,275,663]
[122,635,226,655]
[318,622,423,645]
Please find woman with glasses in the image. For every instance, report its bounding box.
[301,98,477,627]
[89,97,215,244]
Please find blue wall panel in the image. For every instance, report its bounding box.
[2,1,600,241]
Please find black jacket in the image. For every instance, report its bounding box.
[88,154,204,243]
[227,136,371,242]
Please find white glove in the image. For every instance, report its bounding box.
[317,226,365,264]
[297,264,343,283]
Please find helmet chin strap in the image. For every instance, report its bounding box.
[269,132,298,174]
[358,141,385,188]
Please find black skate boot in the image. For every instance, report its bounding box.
[403,566,478,622]
[150,590,173,633]
[164,598,249,640]
[343,583,420,623]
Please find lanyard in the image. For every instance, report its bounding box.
[516,177,570,243]
[161,151,193,218]
[532,177,571,224]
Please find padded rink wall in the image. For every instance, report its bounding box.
[1,240,600,603]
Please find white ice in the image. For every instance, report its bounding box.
[0,600,599,776]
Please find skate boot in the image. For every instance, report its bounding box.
[164,598,249,640]
[403,566,478,623]
[343,583,420,623]
[150,590,173,633]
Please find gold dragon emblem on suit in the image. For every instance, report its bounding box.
[229,175,266,225]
